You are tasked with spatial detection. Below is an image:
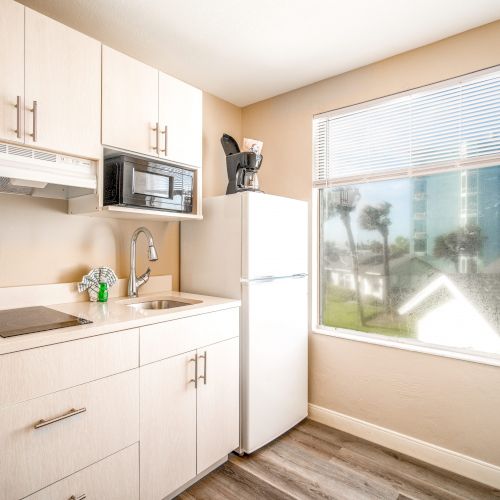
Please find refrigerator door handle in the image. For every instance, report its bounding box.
[241,273,307,284]
[241,276,274,283]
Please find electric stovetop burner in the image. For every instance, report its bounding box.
[0,306,92,338]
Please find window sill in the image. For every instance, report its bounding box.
[312,326,500,368]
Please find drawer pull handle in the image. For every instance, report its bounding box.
[34,407,86,429]
[198,351,207,385]
[69,495,86,500]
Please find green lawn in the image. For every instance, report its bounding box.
[322,285,414,338]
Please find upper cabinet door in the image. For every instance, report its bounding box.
[24,9,101,158]
[159,72,202,168]
[196,337,239,473]
[102,46,159,157]
[0,0,24,143]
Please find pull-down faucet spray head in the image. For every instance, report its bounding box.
[148,243,158,262]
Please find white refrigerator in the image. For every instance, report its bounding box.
[181,191,308,454]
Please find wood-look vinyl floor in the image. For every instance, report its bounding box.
[178,419,500,500]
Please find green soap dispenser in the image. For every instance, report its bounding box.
[98,282,109,303]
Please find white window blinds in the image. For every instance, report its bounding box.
[313,69,500,187]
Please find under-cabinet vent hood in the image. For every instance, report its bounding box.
[0,142,97,199]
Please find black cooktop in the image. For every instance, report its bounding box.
[0,306,92,338]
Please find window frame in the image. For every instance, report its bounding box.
[311,66,500,367]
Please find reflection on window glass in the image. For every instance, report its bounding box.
[319,165,500,355]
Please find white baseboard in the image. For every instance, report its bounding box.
[308,403,500,489]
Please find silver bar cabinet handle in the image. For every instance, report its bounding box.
[30,100,38,142]
[198,351,207,385]
[189,355,198,388]
[15,96,21,138]
[153,122,159,152]
[161,125,168,155]
[34,407,86,429]
[69,495,86,500]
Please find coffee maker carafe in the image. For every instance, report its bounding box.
[221,134,263,195]
[240,168,260,191]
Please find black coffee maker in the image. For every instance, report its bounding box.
[221,134,263,195]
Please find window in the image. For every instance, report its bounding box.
[314,68,500,358]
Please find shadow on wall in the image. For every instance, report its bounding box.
[0,194,180,288]
[58,265,90,284]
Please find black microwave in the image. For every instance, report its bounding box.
[103,155,193,213]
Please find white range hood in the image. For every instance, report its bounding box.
[0,142,97,199]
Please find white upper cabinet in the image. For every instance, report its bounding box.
[102,46,159,158]
[0,0,25,143]
[1,0,202,171]
[159,72,202,168]
[0,1,100,157]
[24,8,101,158]
[102,46,202,167]
[0,1,101,158]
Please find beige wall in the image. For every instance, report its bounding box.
[0,91,240,290]
[0,195,179,288]
[242,20,500,466]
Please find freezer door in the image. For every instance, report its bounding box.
[241,275,308,453]
[242,192,308,280]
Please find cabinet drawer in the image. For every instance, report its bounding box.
[140,308,239,365]
[0,369,139,500]
[0,329,139,407]
[26,444,139,500]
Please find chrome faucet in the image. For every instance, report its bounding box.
[128,226,158,298]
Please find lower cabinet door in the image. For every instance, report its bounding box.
[26,444,139,500]
[140,351,197,500]
[196,337,240,473]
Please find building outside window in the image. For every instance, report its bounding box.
[314,68,500,358]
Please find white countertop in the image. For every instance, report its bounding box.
[0,290,240,355]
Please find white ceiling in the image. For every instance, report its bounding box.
[19,0,500,106]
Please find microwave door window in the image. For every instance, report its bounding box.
[133,170,172,199]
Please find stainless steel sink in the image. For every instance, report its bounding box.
[127,299,200,310]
